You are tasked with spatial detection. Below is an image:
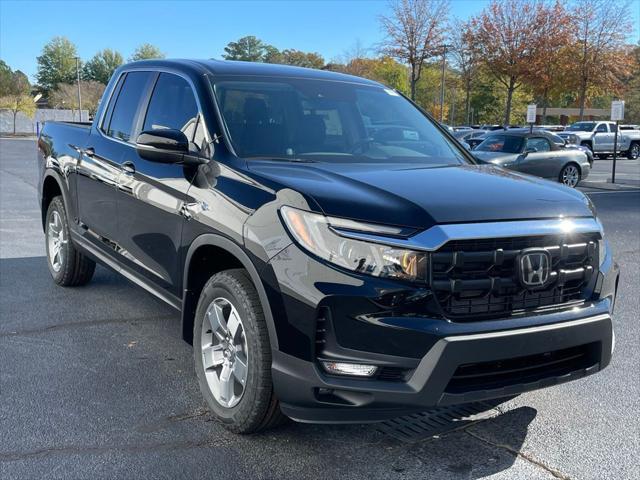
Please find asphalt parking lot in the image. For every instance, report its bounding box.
[1,138,639,480]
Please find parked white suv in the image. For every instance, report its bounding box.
[558,121,640,159]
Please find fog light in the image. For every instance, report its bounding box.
[321,361,378,377]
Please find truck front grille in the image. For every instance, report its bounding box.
[430,233,600,321]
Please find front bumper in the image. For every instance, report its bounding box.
[267,237,619,423]
[274,311,613,423]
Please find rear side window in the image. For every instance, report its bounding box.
[106,71,153,142]
[526,137,551,152]
[142,73,203,149]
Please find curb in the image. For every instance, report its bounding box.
[580,181,640,191]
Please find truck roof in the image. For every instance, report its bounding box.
[123,58,383,87]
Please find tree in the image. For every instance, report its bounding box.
[469,0,566,125]
[341,56,409,94]
[83,49,123,84]
[569,0,633,120]
[278,49,325,69]
[223,36,271,62]
[379,0,449,100]
[129,43,165,61]
[49,81,105,117]
[622,44,640,123]
[36,37,79,95]
[0,66,35,135]
[449,20,479,125]
[523,1,573,123]
[0,60,13,95]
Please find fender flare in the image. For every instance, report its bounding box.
[41,169,75,230]
[181,233,279,350]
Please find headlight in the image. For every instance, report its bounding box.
[280,206,428,282]
[598,238,607,266]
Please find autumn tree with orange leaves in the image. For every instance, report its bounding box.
[524,2,573,123]
[469,0,570,125]
[379,0,449,101]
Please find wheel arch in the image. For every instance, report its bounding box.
[181,234,279,351]
[41,172,70,231]
[580,140,593,150]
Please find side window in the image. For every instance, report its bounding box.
[526,137,551,152]
[609,123,618,133]
[595,123,608,133]
[106,72,153,142]
[142,73,204,150]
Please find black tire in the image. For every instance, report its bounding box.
[45,196,95,286]
[627,142,640,160]
[193,269,287,433]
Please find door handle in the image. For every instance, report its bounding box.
[84,147,95,157]
[121,161,136,175]
[181,201,209,220]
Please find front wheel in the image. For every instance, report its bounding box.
[627,142,640,160]
[559,163,581,188]
[193,269,286,433]
[45,196,95,286]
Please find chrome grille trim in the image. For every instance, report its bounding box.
[333,217,603,252]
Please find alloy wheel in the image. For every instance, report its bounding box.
[47,210,67,272]
[631,144,640,160]
[561,165,580,188]
[200,297,249,408]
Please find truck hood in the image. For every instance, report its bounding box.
[560,131,591,138]
[246,161,593,229]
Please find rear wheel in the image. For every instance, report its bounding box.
[193,269,286,433]
[627,142,640,160]
[559,163,581,188]
[45,196,95,286]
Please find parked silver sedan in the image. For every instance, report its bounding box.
[472,131,591,188]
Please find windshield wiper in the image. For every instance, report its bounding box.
[244,155,316,163]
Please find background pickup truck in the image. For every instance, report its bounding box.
[558,121,640,159]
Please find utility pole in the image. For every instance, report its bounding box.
[450,86,456,127]
[439,45,448,123]
[75,56,83,122]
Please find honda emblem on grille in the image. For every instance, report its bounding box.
[519,249,551,288]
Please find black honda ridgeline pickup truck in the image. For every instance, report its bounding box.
[38,60,619,433]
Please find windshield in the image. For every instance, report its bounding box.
[475,134,523,153]
[211,76,468,165]
[566,122,596,132]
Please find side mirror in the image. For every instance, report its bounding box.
[136,129,207,165]
[524,147,538,154]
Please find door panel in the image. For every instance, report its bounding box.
[520,137,555,178]
[114,72,208,297]
[116,153,192,295]
[76,134,122,242]
[593,124,612,151]
[76,71,154,252]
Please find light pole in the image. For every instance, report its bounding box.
[439,44,452,123]
[74,56,83,122]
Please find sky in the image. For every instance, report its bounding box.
[1,0,639,82]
